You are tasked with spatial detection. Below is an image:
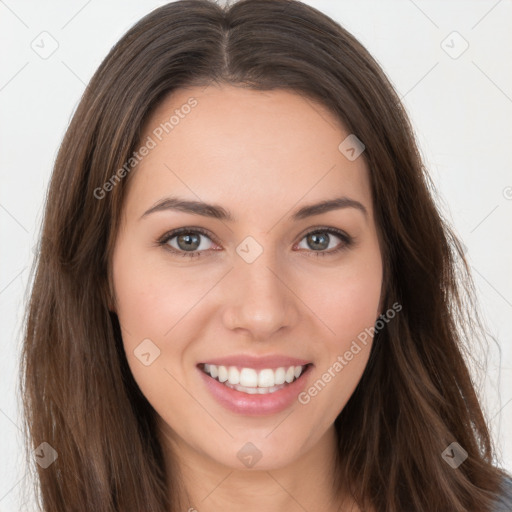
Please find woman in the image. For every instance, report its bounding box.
[20,0,512,510]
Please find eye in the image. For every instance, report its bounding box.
[157,226,353,258]
[158,227,217,258]
[295,228,353,257]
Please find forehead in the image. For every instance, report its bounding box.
[124,85,372,221]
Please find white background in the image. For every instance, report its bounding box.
[1,0,511,509]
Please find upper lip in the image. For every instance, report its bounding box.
[199,354,312,370]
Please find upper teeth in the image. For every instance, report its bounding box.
[203,364,306,388]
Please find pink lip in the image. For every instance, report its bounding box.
[198,363,313,416]
[199,354,311,371]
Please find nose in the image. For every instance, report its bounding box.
[221,245,300,340]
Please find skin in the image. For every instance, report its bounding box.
[111,85,383,512]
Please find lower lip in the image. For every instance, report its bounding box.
[198,365,313,416]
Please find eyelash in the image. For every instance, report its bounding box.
[157,226,354,259]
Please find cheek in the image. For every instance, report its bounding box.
[112,242,206,342]
[296,292,378,432]
[315,276,379,377]
[111,242,221,404]
[297,249,382,416]
[111,245,196,411]
[309,255,383,345]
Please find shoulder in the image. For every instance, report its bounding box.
[492,474,512,511]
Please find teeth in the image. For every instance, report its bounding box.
[218,365,228,383]
[258,369,275,387]
[228,366,240,385]
[239,368,258,387]
[223,381,294,395]
[274,367,286,385]
[202,364,308,390]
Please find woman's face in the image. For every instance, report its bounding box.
[111,85,383,471]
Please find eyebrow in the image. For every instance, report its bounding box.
[139,195,368,222]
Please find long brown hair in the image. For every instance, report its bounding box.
[20,0,509,510]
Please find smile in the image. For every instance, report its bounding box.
[200,363,310,395]
[197,354,313,415]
